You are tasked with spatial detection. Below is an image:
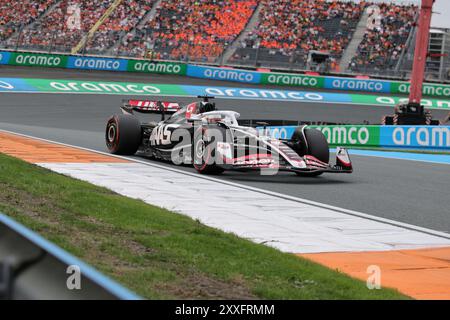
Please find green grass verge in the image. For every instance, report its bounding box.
[0,153,409,299]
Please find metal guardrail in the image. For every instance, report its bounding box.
[0,213,140,300]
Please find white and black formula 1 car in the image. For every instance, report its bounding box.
[105,96,353,176]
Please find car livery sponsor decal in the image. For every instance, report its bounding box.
[150,124,179,145]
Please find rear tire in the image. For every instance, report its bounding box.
[294,128,329,177]
[106,114,141,155]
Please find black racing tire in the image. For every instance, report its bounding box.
[382,115,394,125]
[304,128,329,163]
[295,128,329,177]
[193,126,226,175]
[106,114,141,155]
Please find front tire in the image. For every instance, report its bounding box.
[293,128,329,177]
[192,127,225,175]
[304,128,329,164]
[106,114,141,155]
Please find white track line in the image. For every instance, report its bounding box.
[2,128,449,240]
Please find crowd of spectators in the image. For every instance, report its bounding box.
[0,0,419,73]
[349,3,418,72]
[234,0,365,63]
[6,0,116,51]
[85,0,153,54]
[0,0,56,42]
[116,0,257,61]
[4,0,152,54]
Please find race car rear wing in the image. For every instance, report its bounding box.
[121,99,181,120]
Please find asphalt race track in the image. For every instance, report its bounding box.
[1,67,449,234]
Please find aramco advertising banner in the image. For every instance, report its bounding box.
[1,50,450,97]
[259,125,450,150]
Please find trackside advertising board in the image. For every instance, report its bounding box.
[1,50,450,97]
[311,125,380,147]
[127,60,186,75]
[324,77,391,93]
[263,71,450,97]
[380,126,450,149]
[259,125,450,150]
[0,51,11,65]
[1,77,449,111]
[67,56,129,71]
[263,74,393,93]
[259,126,381,148]
[9,52,68,68]
[260,72,324,88]
[0,51,186,75]
[391,81,450,99]
[186,65,261,84]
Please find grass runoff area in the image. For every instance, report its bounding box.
[0,153,409,299]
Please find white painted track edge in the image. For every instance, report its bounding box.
[2,128,449,241]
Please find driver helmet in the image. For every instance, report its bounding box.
[198,101,216,113]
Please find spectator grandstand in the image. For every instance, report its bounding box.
[4,0,116,52]
[115,0,257,62]
[348,2,418,73]
[0,0,57,42]
[0,0,424,77]
[3,0,154,54]
[84,0,153,55]
[230,0,365,70]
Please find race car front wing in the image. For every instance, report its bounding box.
[217,145,353,174]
